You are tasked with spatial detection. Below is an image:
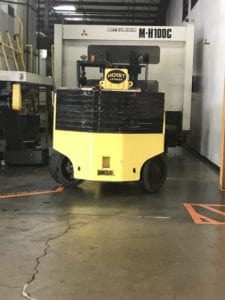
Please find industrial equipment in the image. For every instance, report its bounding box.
[0,71,53,165]
[50,24,194,192]
[50,47,167,192]
[0,2,53,166]
[54,24,194,147]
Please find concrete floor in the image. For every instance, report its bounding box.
[0,149,225,300]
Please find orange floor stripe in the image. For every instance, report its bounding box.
[184,203,225,225]
[0,185,65,199]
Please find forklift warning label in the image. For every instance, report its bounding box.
[107,70,126,83]
[139,28,172,39]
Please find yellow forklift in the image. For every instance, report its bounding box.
[50,53,167,192]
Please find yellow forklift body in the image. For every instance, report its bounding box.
[52,63,165,185]
[53,130,164,182]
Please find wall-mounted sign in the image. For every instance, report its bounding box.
[139,28,172,39]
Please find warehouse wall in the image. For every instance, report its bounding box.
[0,8,16,70]
[167,0,225,166]
[0,1,36,71]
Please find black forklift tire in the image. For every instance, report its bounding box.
[49,151,60,183]
[49,151,83,187]
[139,154,167,193]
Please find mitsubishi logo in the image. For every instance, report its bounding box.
[81,29,88,36]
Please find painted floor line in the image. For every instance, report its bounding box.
[184,203,225,225]
[0,185,65,199]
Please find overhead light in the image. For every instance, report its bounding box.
[53,5,76,11]
[64,17,83,21]
[36,31,47,37]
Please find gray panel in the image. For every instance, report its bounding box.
[0,71,53,86]
[88,45,160,64]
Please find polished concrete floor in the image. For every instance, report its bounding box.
[0,149,225,300]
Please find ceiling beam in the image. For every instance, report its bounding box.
[37,0,163,40]
[51,1,160,7]
[62,14,157,20]
[64,20,155,25]
[39,8,158,14]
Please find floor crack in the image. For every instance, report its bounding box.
[22,218,72,300]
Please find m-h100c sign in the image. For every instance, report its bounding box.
[139,28,172,39]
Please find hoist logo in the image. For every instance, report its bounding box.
[106,70,126,83]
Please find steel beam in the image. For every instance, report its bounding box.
[62,14,156,20]
[39,7,159,14]
[0,71,53,86]
[64,20,155,25]
[52,1,160,7]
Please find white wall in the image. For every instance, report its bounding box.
[167,0,225,166]
[0,9,16,70]
[0,1,37,71]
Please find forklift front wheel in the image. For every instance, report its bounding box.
[49,151,83,187]
[140,154,167,193]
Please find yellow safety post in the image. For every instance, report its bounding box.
[51,45,54,78]
[0,53,3,69]
[25,44,33,72]
[16,16,26,71]
[12,84,22,111]
[16,17,24,55]
[6,31,19,71]
[0,32,10,70]
[15,34,26,71]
